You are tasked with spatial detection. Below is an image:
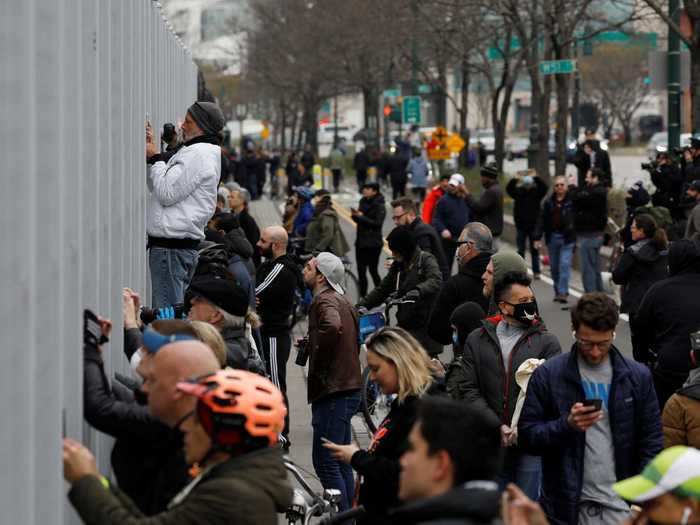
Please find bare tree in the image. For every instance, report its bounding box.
[639,0,700,131]
[580,42,651,145]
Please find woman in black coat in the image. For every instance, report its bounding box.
[321,328,440,524]
[612,213,668,357]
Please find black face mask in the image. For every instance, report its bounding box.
[501,300,539,326]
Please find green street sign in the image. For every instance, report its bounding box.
[402,96,421,125]
[539,59,577,75]
[383,88,401,98]
[418,84,432,94]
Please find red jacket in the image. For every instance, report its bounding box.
[422,186,445,225]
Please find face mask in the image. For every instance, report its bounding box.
[522,175,534,186]
[502,300,539,326]
[452,331,460,347]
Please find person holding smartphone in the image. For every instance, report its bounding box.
[518,293,663,525]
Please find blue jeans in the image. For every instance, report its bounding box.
[149,247,198,308]
[311,390,361,511]
[498,448,541,500]
[516,228,540,274]
[547,233,575,296]
[578,234,604,293]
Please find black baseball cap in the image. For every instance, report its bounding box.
[186,274,249,317]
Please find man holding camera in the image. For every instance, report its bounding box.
[303,252,362,512]
[146,101,224,308]
[684,137,700,184]
[519,293,663,525]
[648,152,684,220]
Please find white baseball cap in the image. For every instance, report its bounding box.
[315,252,345,295]
[448,174,465,187]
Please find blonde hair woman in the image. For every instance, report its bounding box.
[323,327,438,524]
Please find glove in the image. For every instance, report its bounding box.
[156,306,176,320]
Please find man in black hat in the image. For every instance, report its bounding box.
[351,182,386,297]
[145,101,225,308]
[465,163,504,249]
[186,272,263,373]
[357,225,443,355]
[682,137,700,183]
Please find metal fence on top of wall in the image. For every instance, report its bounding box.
[0,1,197,522]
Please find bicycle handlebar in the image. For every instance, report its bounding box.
[284,459,324,507]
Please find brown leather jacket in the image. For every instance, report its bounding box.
[663,389,700,449]
[307,287,362,403]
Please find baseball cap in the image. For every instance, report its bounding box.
[142,327,195,354]
[315,252,345,295]
[613,446,700,503]
[448,174,465,187]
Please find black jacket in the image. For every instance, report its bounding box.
[352,395,421,524]
[408,217,450,280]
[353,193,386,249]
[506,177,548,232]
[537,193,576,244]
[238,209,261,266]
[651,163,684,214]
[612,239,668,315]
[447,316,562,429]
[301,151,315,171]
[633,241,700,373]
[256,253,304,335]
[354,150,370,172]
[358,249,443,355]
[569,183,608,233]
[389,154,409,184]
[433,193,470,239]
[83,345,189,515]
[428,252,491,345]
[388,481,502,525]
[466,183,504,236]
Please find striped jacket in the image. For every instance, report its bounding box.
[255,254,303,334]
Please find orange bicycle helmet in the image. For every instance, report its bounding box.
[176,369,286,452]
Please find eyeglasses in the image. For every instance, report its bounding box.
[576,339,613,351]
[455,240,474,247]
[554,183,566,187]
[392,211,408,222]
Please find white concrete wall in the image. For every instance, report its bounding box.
[0,1,196,522]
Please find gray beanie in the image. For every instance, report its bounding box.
[188,101,225,136]
[492,251,527,285]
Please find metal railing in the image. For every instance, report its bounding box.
[0,1,196,522]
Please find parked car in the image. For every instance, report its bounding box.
[469,128,495,154]
[646,131,692,159]
[505,136,529,160]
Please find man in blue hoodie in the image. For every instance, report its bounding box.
[432,174,470,266]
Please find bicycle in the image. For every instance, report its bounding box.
[357,293,418,433]
[284,456,341,525]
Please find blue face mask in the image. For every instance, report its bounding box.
[452,330,460,347]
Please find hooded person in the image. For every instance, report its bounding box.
[357,226,444,356]
[304,193,350,256]
[449,302,487,358]
[634,239,700,408]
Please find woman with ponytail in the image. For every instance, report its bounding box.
[612,213,669,358]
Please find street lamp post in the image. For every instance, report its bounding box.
[235,103,248,151]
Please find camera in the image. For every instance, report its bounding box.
[140,304,186,324]
[641,161,657,171]
[295,336,310,366]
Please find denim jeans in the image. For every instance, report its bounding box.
[148,247,198,308]
[498,448,541,500]
[547,233,575,297]
[311,390,361,511]
[516,228,540,274]
[578,234,604,292]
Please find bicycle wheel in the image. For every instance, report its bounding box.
[360,367,392,434]
[343,269,361,303]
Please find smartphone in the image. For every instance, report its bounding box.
[84,309,102,345]
[582,398,602,411]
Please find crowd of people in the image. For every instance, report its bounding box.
[61,100,700,525]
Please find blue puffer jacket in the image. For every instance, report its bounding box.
[518,346,663,525]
